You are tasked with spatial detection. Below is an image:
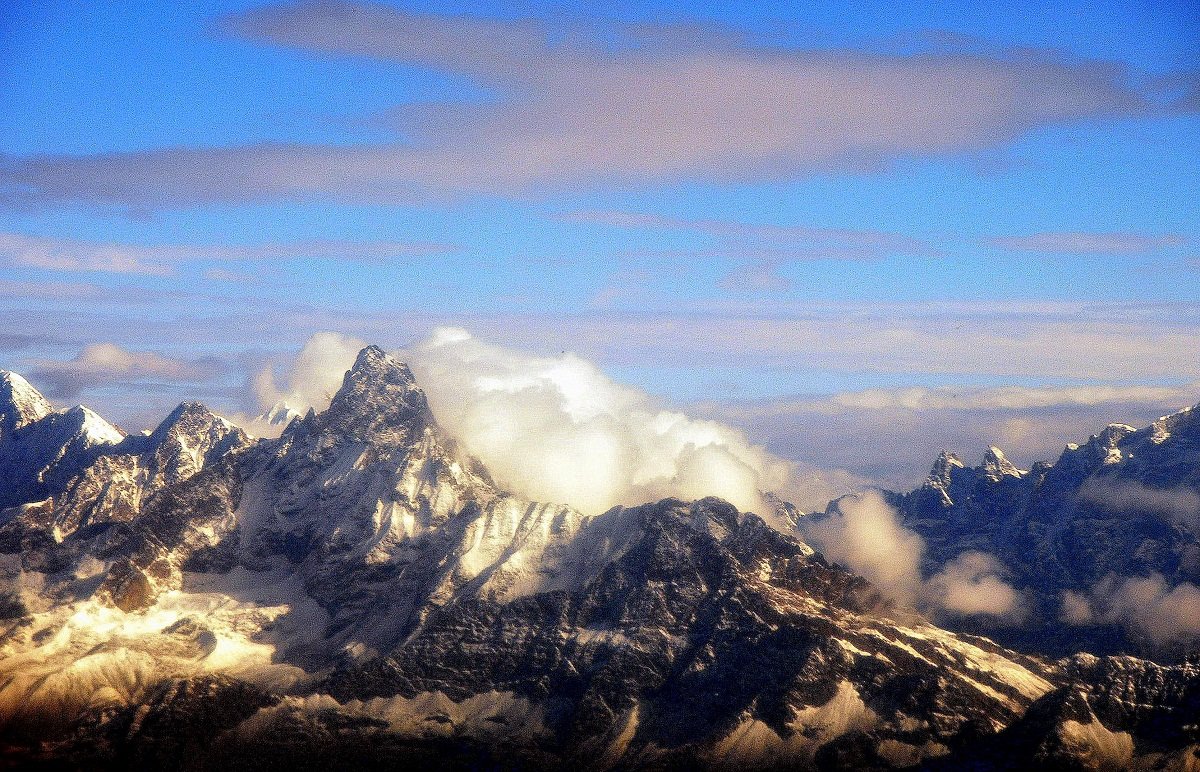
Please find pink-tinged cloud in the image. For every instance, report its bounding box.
[0,2,1192,207]
[29,343,227,399]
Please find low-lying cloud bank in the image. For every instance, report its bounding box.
[797,490,1025,621]
[1078,478,1200,531]
[1062,574,1200,646]
[705,384,1198,489]
[243,328,865,514]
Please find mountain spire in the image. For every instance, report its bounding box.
[313,345,432,446]
[980,446,1023,480]
[0,371,53,436]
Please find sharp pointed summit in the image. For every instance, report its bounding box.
[313,345,432,447]
[0,371,52,436]
[0,381,123,509]
[980,446,1023,481]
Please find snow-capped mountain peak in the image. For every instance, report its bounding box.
[2,348,1199,771]
[0,376,124,509]
[980,445,1024,481]
[0,370,53,435]
[305,344,431,448]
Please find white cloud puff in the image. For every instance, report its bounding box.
[799,491,1021,618]
[1063,573,1200,645]
[404,327,798,515]
[924,551,1023,619]
[242,331,367,436]
[798,490,926,606]
[235,328,859,514]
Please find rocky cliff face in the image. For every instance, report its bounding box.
[930,654,1200,770]
[1,349,1198,770]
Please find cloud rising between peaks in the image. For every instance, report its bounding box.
[797,490,1025,620]
[246,328,863,515]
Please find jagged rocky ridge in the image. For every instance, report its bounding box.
[880,414,1200,659]
[0,349,1197,770]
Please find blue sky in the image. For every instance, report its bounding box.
[1,0,1198,488]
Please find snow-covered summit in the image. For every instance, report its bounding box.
[927,450,964,487]
[0,370,53,435]
[0,375,124,508]
[306,344,431,447]
[980,446,1024,481]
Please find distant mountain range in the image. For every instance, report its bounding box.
[1,348,1197,770]
[883,409,1200,659]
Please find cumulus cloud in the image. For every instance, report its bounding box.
[1077,478,1200,530]
[799,491,926,605]
[988,232,1186,255]
[1,2,1190,207]
[1062,573,1200,645]
[799,491,1021,617]
[925,551,1023,619]
[242,331,367,436]
[234,327,862,513]
[0,232,456,276]
[1059,590,1094,626]
[404,327,812,515]
[28,343,225,400]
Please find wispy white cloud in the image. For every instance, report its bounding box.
[700,380,1198,487]
[988,231,1186,254]
[0,233,177,276]
[1077,478,1200,530]
[0,2,1190,207]
[0,232,457,276]
[799,491,1021,618]
[717,260,793,293]
[800,491,926,605]
[925,551,1023,619]
[557,210,939,258]
[731,382,1200,416]
[0,278,110,301]
[562,209,938,295]
[246,330,368,432]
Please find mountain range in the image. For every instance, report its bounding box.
[1,347,1197,770]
